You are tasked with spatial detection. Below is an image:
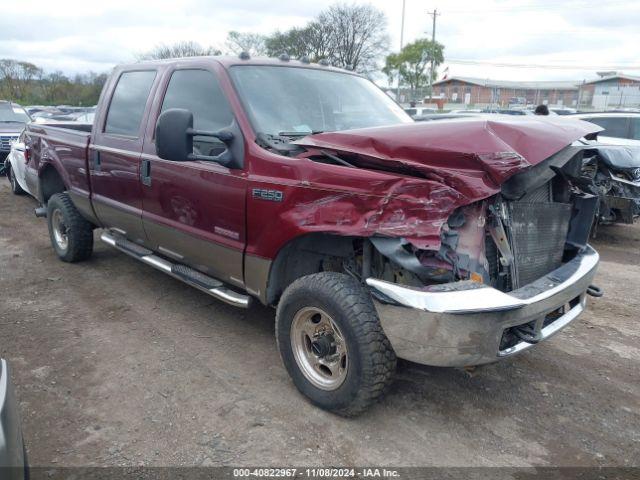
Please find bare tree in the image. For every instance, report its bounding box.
[137,41,221,60]
[225,31,267,56]
[320,3,389,74]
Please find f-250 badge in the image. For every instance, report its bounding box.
[252,188,284,202]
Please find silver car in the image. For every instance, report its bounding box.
[0,359,27,480]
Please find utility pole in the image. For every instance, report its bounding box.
[427,8,440,98]
[396,0,406,103]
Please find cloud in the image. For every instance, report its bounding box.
[0,0,638,81]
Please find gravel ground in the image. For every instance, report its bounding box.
[1,178,639,468]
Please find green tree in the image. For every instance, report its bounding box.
[264,3,388,73]
[383,39,444,100]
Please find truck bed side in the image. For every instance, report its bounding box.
[25,122,98,223]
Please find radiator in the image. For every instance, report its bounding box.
[507,201,572,288]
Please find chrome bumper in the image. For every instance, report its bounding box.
[366,245,600,367]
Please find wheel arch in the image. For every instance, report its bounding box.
[38,163,67,204]
[262,232,361,306]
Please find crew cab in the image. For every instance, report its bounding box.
[22,56,602,415]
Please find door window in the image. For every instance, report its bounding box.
[104,70,156,136]
[585,117,630,139]
[160,69,234,157]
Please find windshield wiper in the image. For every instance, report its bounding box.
[256,132,305,156]
[0,120,24,123]
[277,130,324,138]
[319,150,356,168]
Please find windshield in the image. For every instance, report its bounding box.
[0,104,30,123]
[229,65,412,136]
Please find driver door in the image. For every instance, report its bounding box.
[140,67,247,288]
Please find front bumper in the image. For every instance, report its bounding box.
[366,245,600,367]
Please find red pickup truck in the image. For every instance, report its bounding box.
[23,56,602,415]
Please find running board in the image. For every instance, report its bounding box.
[100,231,250,308]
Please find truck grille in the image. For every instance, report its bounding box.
[0,135,18,151]
[507,201,572,288]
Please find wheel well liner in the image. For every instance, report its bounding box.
[39,165,66,204]
[265,233,357,305]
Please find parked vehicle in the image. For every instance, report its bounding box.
[550,107,577,115]
[579,143,640,225]
[0,102,30,165]
[572,112,640,146]
[74,111,95,123]
[21,56,602,415]
[0,359,27,480]
[4,137,33,197]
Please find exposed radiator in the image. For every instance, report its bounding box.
[507,201,572,288]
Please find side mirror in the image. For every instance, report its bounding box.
[155,108,238,167]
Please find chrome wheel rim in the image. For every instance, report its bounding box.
[290,306,348,391]
[51,209,69,251]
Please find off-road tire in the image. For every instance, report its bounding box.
[276,272,397,416]
[47,192,93,262]
[7,165,25,195]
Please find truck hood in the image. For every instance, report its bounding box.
[291,117,601,250]
[296,116,601,188]
[0,123,26,135]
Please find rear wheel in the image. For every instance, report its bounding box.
[276,272,396,416]
[46,193,94,262]
[7,165,25,195]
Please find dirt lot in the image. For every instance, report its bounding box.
[1,178,639,468]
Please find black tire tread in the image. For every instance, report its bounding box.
[47,192,93,262]
[276,272,396,416]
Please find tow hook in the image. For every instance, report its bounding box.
[587,285,604,297]
[34,206,47,218]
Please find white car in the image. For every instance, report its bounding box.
[4,140,34,197]
[572,112,640,146]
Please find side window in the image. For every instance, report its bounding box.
[160,69,234,157]
[587,117,629,139]
[105,71,156,136]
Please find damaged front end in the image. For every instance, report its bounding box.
[360,144,602,367]
[289,119,603,366]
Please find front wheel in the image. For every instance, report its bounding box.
[46,193,94,262]
[276,272,396,416]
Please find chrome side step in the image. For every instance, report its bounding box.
[100,231,250,308]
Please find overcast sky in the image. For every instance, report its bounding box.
[2,0,639,83]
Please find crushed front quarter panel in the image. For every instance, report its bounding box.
[291,117,601,249]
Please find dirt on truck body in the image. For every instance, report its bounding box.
[19,55,602,414]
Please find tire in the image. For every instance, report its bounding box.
[276,272,396,416]
[46,192,94,262]
[7,165,25,195]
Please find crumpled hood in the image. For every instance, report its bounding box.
[290,117,601,250]
[295,116,601,187]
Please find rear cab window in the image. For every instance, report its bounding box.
[105,70,157,137]
[159,69,234,157]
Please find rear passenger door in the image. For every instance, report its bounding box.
[140,67,247,288]
[90,70,157,243]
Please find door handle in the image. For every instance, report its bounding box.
[141,159,152,186]
[93,150,101,172]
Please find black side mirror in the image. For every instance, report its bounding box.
[155,108,239,167]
